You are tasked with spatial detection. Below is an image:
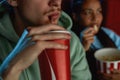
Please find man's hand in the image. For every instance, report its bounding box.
[2,24,71,80]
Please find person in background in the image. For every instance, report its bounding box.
[71,0,120,80]
[0,0,91,80]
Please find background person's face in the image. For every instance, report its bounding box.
[15,0,62,26]
[76,0,103,30]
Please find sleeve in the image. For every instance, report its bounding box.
[102,27,120,50]
[70,31,92,80]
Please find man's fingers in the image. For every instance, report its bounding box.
[35,41,68,50]
[27,24,65,37]
[31,33,71,41]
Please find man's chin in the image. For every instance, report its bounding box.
[34,19,59,26]
[49,18,59,25]
[51,20,58,25]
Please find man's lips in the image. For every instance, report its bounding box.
[47,11,60,24]
[48,12,60,20]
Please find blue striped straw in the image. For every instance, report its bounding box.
[0,29,29,75]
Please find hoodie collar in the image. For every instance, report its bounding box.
[58,11,72,30]
[0,13,19,43]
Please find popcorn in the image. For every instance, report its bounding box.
[94,25,98,32]
[94,48,120,74]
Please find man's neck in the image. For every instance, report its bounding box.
[10,11,26,37]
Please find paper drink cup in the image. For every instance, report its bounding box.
[94,48,120,74]
[38,30,71,80]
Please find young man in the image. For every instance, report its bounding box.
[0,0,91,80]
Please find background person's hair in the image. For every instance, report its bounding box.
[71,0,103,13]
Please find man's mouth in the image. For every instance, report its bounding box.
[48,12,60,24]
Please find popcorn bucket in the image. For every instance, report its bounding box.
[94,48,120,74]
[38,31,71,80]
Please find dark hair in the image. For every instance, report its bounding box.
[71,0,103,13]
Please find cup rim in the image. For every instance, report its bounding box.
[48,30,71,34]
[94,48,120,62]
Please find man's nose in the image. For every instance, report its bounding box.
[49,0,61,7]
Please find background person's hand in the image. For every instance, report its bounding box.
[2,24,71,80]
[98,69,120,80]
[82,27,95,51]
